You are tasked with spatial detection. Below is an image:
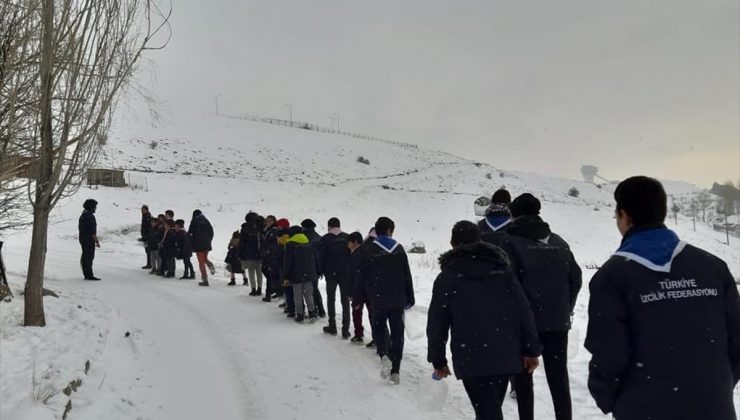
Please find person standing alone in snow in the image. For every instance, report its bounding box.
[189,209,215,286]
[585,176,740,420]
[359,217,415,385]
[502,193,582,420]
[140,205,152,269]
[427,220,541,420]
[78,199,100,280]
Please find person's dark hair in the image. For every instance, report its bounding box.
[175,219,185,227]
[301,219,317,230]
[374,217,395,236]
[83,199,98,210]
[165,210,174,217]
[245,212,258,223]
[232,230,240,239]
[193,209,202,218]
[509,193,541,218]
[157,214,165,220]
[289,225,303,236]
[491,189,511,205]
[142,204,149,210]
[328,217,340,228]
[614,176,667,226]
[255,215,265,231]
[451,220,480,246]
[165,219,174,227]
[266,215,276,224]
[348,231,363,244]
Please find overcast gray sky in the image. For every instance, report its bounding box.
[133,0,739,187]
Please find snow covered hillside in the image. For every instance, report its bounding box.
[2,114,739,420]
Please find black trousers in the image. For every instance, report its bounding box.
[182,257,194,277]
[463,375,510,420]
[163,256,176,276]
[80,242,95,279]
[372,308,404,373]
[145,247,151,266]
[262,263,280,296]
[325,272,350,331]
[514,331,572,420]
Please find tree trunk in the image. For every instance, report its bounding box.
[24,206,49,326]
[24,0,55,327]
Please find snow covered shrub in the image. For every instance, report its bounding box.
[568,187,580,198]
[357,156,370,165]
[30,368,61,404]
[149,140,158,150]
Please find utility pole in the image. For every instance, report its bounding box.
[284,103,293,124]
[331,112,340,131]
[215,94,221,116]
[327,115,337,131]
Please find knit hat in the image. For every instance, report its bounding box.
[491,189,512,204]
[289,226,303,236]
[275,218,290,229]
[485,203,511,217]
[509,193,541,218]
[300,219,317,230]
[193,209,202,218]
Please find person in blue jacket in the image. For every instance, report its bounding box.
[585,176,740,420]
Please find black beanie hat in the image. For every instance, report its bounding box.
[509,193,541,218]
[83,199,98,210]
[289,225,303,236]
[301,219,316,229]
[193,209,202,218]
[491,189,512,205]
[451,220,480,245]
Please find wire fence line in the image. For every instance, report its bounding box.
[218,113,418,150]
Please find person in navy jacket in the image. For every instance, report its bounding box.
[585,176,740,420]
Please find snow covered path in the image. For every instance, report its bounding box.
[65,242,455,420]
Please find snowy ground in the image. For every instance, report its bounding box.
[2,116,739,419]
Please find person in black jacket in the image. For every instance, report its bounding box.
[320,217,352,338]
[78,199,100,280]
[226,231,248,286]
[358,217,414,385]
[502,193,582,420]
[302,219,326,317]
[140,205,152,269]
[349,231,371,344]
[284,226,320,323]
[240,212,264,295]
[261,215,281,302]
[174,219,194,279]
[585,176,740,420]
[478,189,512,235]
[189,209,215,286]
[160,219,177,278]
[427,221,542,420]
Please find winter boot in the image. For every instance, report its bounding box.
[142,264,152,269]
[286,312,295,318]
[206,260,215,275]
[179,274,190,280]
[366,340,377,349]
[351,336,364,345]
[323,324,338,336]
[341,329,351,340]
[262,295,271,302]
[198,275,209,287]
[278,302,287,309]
[227,279,236,286]
[256,287,262,296]
[308,311,318,323]
[243,278,249,286]
[390,373,400,385]
[380,356,392,380]
[294,314,305,323]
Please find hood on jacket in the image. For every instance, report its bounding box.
[287,233,309,245]
[328,227,343,236]
[374,235,399,253]
[439,241,511,273]
[508,215,551,242]
[614,226,686,273]
[484,214,511,232]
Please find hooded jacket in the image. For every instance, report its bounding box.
[174,229,192,259]
[284,233,320,285]
[427,241,542,379]
[585,225,740,420]
[304,228,323,276]
[78,210,97,246]
[239,222,262,261]
[141,212,152,240]
[501,215,582,332]
[358,235,415,311]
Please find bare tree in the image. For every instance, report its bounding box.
[696,190,712,223]
[2,0,171,326]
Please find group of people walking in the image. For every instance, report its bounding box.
[78,175,740,420]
